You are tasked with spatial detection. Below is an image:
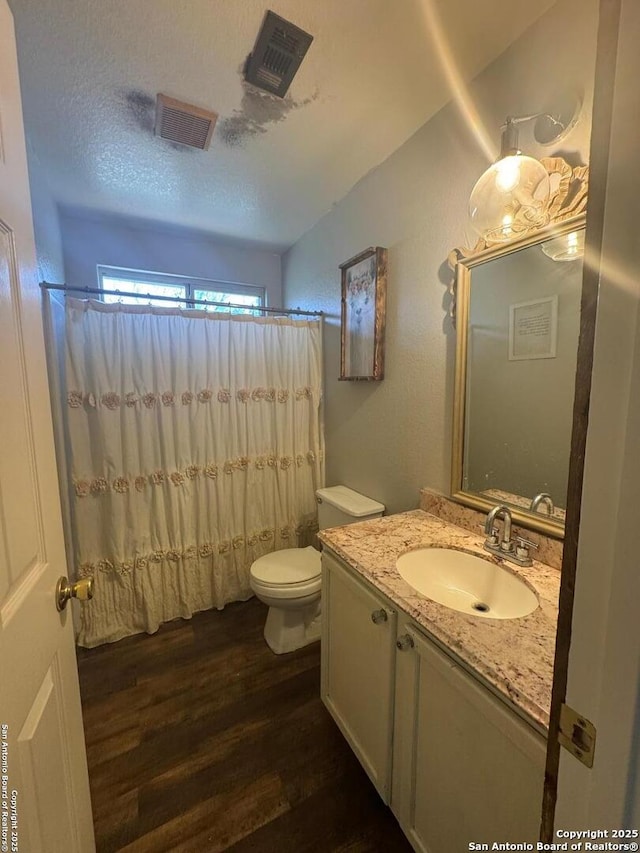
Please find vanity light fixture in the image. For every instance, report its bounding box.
[541,229,585,262]
[468,98,580,244]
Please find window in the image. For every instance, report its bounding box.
[97,266,265,315]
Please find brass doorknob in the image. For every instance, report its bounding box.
[56,576,94,612]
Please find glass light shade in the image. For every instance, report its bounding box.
[541,230,584,262]
[468,154,551,243]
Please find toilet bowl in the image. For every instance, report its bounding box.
[250,485,385,655]
[250,546,322,654]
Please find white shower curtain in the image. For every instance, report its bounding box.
[63,298,324,647]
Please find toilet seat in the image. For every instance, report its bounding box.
[250,574,321,600]
[250,546,321,599]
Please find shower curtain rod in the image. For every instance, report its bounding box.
[39,281,323,318]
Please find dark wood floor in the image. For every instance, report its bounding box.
[77,597,412,853]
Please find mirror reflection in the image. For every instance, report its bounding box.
[457,224,585,531]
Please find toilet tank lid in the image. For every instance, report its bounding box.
[316,485,385,517]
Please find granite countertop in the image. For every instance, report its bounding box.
[319,509,560,733]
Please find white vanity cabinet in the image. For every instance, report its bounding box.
[392,614,546,852]
[321,549,547,852]
[321,549,397,801]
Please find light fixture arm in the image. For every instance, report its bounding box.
[499,113,566,158]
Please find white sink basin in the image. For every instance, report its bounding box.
[396,548,538,619]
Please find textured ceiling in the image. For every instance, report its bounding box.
[10,0,555,250]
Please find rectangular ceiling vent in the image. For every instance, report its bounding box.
[155,94,218,150]
[244,10,313,98]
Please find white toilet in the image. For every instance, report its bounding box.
[250,485,385,654]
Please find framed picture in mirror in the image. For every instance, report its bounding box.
[508,295,558,361]
[339,246,387,381]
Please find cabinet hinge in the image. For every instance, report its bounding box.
[558,703,596,768]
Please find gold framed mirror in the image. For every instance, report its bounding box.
[449,158,588,538]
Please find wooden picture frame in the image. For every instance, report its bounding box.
[339,247,387,381]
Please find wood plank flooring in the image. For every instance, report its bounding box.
[77,597,412,852]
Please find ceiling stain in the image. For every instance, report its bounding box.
[123,89,194,153]
[219,82,319,148]
[125,89,156,133]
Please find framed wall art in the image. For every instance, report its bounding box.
[339,246,387,381]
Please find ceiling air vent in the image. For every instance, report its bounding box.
[244,10,313,98]
[155,94,218,150]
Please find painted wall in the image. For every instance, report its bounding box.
[283,0,597,515]
[26,141,65,282]
[59,209,282,307]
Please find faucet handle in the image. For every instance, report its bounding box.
[515,536,538,560]
[515,536,538,549]
[479,524,499,545]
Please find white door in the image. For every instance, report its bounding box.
[0,3,95,851]
[555,0,640,830]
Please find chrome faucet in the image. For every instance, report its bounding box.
[530,492,555,516]
[483,504,538,567]
[484,504,513,552]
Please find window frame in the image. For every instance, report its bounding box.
[96,265,266,312]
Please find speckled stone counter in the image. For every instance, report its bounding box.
[319,509,560,733]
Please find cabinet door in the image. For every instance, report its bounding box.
[321,550,397,801]
[392,619,546,853]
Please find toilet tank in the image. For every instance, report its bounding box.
[315,485,385,530]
